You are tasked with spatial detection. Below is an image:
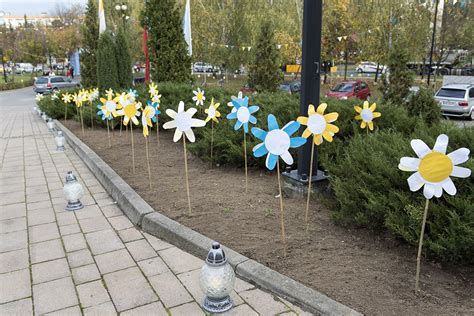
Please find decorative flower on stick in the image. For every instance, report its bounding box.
[117,101,141,173]
[97,94,121,148]
[163,101,205,215]
[149,82,158,97]
[141,102,159,189]
[148,83,162,144]
[398,134,471,291]
[251,114,307,256]
[205,98,221,167]
[87,88,99,129]
[192,87,205,106]
[61,92,72,122]
[51,92,59,100]
[227,95,259,191]
[354,101,381,132]
[105,88,114,99]
[297,103,339,227]
[35,93,44,102]
[75,90,88,135]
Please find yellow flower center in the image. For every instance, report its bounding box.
[124,104,137,118]
[197,93,204,101]
[418,152,453,183]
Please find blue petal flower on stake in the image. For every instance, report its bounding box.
[226,96,259,133]
[97,104,112,120]
[251,114,307,170]
[147,100,160,123]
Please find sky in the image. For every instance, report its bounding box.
[0,0,86,16]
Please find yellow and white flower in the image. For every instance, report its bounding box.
[192,88,205,106]
[89,88,99,101]
[61,92,72,104]
[141,104,157,137]
[35,93,44,102]
[105,88,114,99]
[51,92,59,100]
[354,101,381,131]
[149,82,158,97]
[398,134,471,199]
[163,101,205,142]
[117,101,141,126]
[205,98,221,123]
[297,103,339,145]
[98,94,121,120]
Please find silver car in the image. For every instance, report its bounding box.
[435,84,474,120]
[33,76,80,94]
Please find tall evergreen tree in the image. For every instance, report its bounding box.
[97,31,119,91]
[80,0,99,87]
[248,21,283,92]
[380,44,414,105]
[115,27,133,88]
[141,0,191,83]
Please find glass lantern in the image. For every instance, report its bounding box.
[55,131,65,151]
[63,171,84,211]
[199,242,235,313]
[47,119,55,132]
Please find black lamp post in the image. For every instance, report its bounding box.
[427,0,439,86]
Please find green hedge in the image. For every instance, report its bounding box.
[38,83,474,264]
[0,78,35,91]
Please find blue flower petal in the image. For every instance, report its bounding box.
[248,115,257,125]
[267,114,279,131]
[253,143,268,157]
[152,117,157,123]
[242,96,249,108]
[290,137,307,148]
[248,105,259,114]
[243,122,249,134]
[234,120,243,131]
[227,112,238,120]
[97,105,102,110]
[282,121,300,136]
[266,153,278,170]
[251,127,267,141]
[156,109,161,115]
[231,99,242,109]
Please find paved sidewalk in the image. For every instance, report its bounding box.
[0,97,310,314]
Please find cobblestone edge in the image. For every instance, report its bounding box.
[54,120,362,316]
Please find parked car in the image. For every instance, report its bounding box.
[14,63,34,74]
[279,81,301,94]
[193,62,213,73]
[434,83,474,120]
[0,65,12,74]
[239,84,256,94]
[356,61,386,74]
[33,76,80,94]
[326,80,371,100]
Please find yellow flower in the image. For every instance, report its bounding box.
[297,103,339,145]
[98,94,121,119]
[204,98,221,123]
[192,88,205,106]
[61,93,72,104]
[105,88,114,99]
[149,82,158,97]
[117,101,141,126]
[354,101,381,131]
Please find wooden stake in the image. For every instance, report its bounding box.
[130,123,135,174]
[183,137,192,215]
[305,141,315,229]
[156,116,160,145]
[106,119,111,148]
[243,130,248,192]
[79,108,84,136]
[210,120,214,168]
[64,105,67,124]
[90,103,94,130]
[120,117,123,136]
[276,161,287,256]
[415,198,430,292]
[145,136,152,189]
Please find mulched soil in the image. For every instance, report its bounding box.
[65,120,473,315]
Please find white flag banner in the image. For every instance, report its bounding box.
[98,0,106,34]
[182,0,192,56]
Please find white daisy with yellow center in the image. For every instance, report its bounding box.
[398,134,471,199]
[192,88,205,106]
[163,101,205,142]
[117,101,141,126]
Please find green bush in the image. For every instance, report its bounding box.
[97,31,119,91]
[406,87,441,126]
[0,79,35,91]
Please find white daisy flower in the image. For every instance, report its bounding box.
[51,92,59,100]
[192,88,205,106]
[35,93,44,102]
[398,134,471,199]
[163,101,205,142]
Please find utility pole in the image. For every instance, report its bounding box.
[344,39,349,80]
[0,48,7,83]
[427,0,439,86]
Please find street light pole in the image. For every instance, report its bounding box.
[427,0,439,86]
[297,0,323,179]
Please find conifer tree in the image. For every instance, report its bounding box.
[141,0,191,83]
[380,44,414,105]
[97,31,119,91]
[248,21,283,92]
[115,27,133,88]
[80,0,99,87]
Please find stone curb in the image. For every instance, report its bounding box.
[55,120,362,316]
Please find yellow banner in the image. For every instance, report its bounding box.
[330,66,337,73]
[286,65,301,73]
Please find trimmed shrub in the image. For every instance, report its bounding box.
[115,28,133,89]
[0,79,35,91]
[406,87,441,126]
[97,31,119,91]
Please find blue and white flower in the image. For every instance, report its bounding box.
[226,96,259,133]
[251,114,307,170]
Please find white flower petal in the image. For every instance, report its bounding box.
[190,118,206,128]
[441,178,457,196]
[184,129,195,142]
[166,109,177,119]
[163,120,176,129]
[173,129,183,142]
[411,139,431,158]
[423,183,436,199]
[433,134,449,154]
[178,101,185,113]
[451,166,471,178]
[433,184,443,198]
[448,148,470,165]
[399,157,420,171]
[187,108,197,116]
[280,151,293,165]
[407,172,425,192]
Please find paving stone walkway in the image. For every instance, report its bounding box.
[0,89,311,315]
